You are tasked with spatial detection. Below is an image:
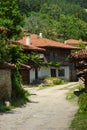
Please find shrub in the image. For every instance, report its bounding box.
[43,76,66,85]
[78,93,87,113]
[53,78,62,85]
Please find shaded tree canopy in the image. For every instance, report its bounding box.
[0,0,23,39]
[69,50,87,91]
[57,15,87,40]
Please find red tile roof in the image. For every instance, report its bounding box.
[64,39,84,45]
[31,34,79,49]
[15,34,79,50]
[13,37,45,52]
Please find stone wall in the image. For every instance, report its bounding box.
[0,69,12,101]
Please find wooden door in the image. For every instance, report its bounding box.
[20,69,30,85]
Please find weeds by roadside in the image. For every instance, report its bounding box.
[67,85,87,130]
[38,77,68,90]
[66,85,83,101]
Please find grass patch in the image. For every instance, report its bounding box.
[67,85,87,130]
[70,112,87,130]
[66,85,83,101]
[0,101,14,112]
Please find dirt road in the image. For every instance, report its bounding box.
[0,82,78,130]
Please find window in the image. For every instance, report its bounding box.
[58,69,65,77]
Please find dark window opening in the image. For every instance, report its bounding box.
[58,69,65,76]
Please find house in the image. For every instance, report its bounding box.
[14,34,79,84]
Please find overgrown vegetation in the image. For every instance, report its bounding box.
[11,69,30,107]
[66,85,83,101]
[0,102,13,112]
[37,77,67,90]
[67,85,87,130]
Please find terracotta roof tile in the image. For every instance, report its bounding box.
[64,39,83,45]
[16,34,78,50]
[13,37,45,52]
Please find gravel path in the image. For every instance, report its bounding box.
[0,82,78,130]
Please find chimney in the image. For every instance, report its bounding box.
[26,34,30,46]
[39,32,42,38]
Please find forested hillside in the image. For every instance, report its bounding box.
[1,0,87,41]
[17,0,87,41]
[67,0,87,8]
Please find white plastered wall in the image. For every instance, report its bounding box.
[38,67,51,79]
[30,69,35,83]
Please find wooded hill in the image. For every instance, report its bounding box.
[1,0,87,41]
[17,0,87,41]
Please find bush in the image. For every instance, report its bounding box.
[53,78,62,85]
[43,76,66,85]
[78,93,87,113]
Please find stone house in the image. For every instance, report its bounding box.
[13,34,79,84]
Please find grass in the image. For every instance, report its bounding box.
[66,85,83,101]
[67,85,87,130]
[0,102,14,112]
[0,89,30,113]
[0,98,29,113]
[70,112,87,130]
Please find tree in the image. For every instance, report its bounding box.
[69,50,87,92]
[57,15,87,40]
[40,3,61,20]
[0,0,22,39]
[24,12,58,40]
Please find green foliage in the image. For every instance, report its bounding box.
[70,112,87,130]
[0,40,11,63]
[40,3,61,20]
[19,0,87,40]
[44,76,66,85]
[53,78,63,85]
[78,93,87,113]
[28,52,44,67]
[23,12,58,40]
[57,15,87,40]
[66,85,83,101]
[68,86,87,130]
[0,102,12,112]
[10,45,28,65]
[75,43,86,49]
[0,0,23,39]
[47,62,61,68]
[67,0,87,8]
[11,69,30,106]
[70,92,87,130]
